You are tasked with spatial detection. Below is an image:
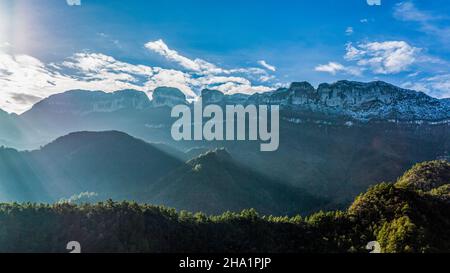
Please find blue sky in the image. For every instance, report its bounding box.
[0,0,450,113]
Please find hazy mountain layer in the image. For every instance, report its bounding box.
[147,149,327,215]
[0,131,183,202]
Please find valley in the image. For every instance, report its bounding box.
[0,80,448,214]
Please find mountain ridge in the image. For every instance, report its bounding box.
[241,80,448,121]
[0,131,183,202]
[147,148,328,215]
[23,89,152,117]
[17,80,450,122]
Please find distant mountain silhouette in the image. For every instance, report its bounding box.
[0,131,183,202]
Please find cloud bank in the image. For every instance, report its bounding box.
[314,38,450,98]
[0,40,276,114]
[344,41,419,74]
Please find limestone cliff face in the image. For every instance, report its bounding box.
[19,80,450,122]
[23,89,151,116]
[152,87,187,108]
[239,80,449,122]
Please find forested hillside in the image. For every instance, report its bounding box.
[0,131,183,202]
[0,161,448,253]
[147,148,327,216]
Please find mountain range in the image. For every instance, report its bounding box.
[0,80,448,213]
[1,80,448,150]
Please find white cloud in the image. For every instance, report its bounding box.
[314,37,450,98]
[315,62,345,75]
[66,0,81,6]
[259,75,275,82]
[315,40,421,77]
[402,74,450,98]
[0,51,159,113]
[145,39,208,73]
[317,38,448,79]
[344,41,419,74]
[314,62,362,76]
[0,40,277,113]
[0,51,192,113]
[144,39,272,79]
[366,0,381,6]
[345,27,354,36]
[394,1,433,23]
[213,82,272,95]
[197,75,250,86]
[393,1,450,43]
[426,75,450,98]
[62,52,153,76]
[144,68,197,98]
[258,60,276,72]
[143,39,277,94]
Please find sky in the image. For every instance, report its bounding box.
[0,0,450,113]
